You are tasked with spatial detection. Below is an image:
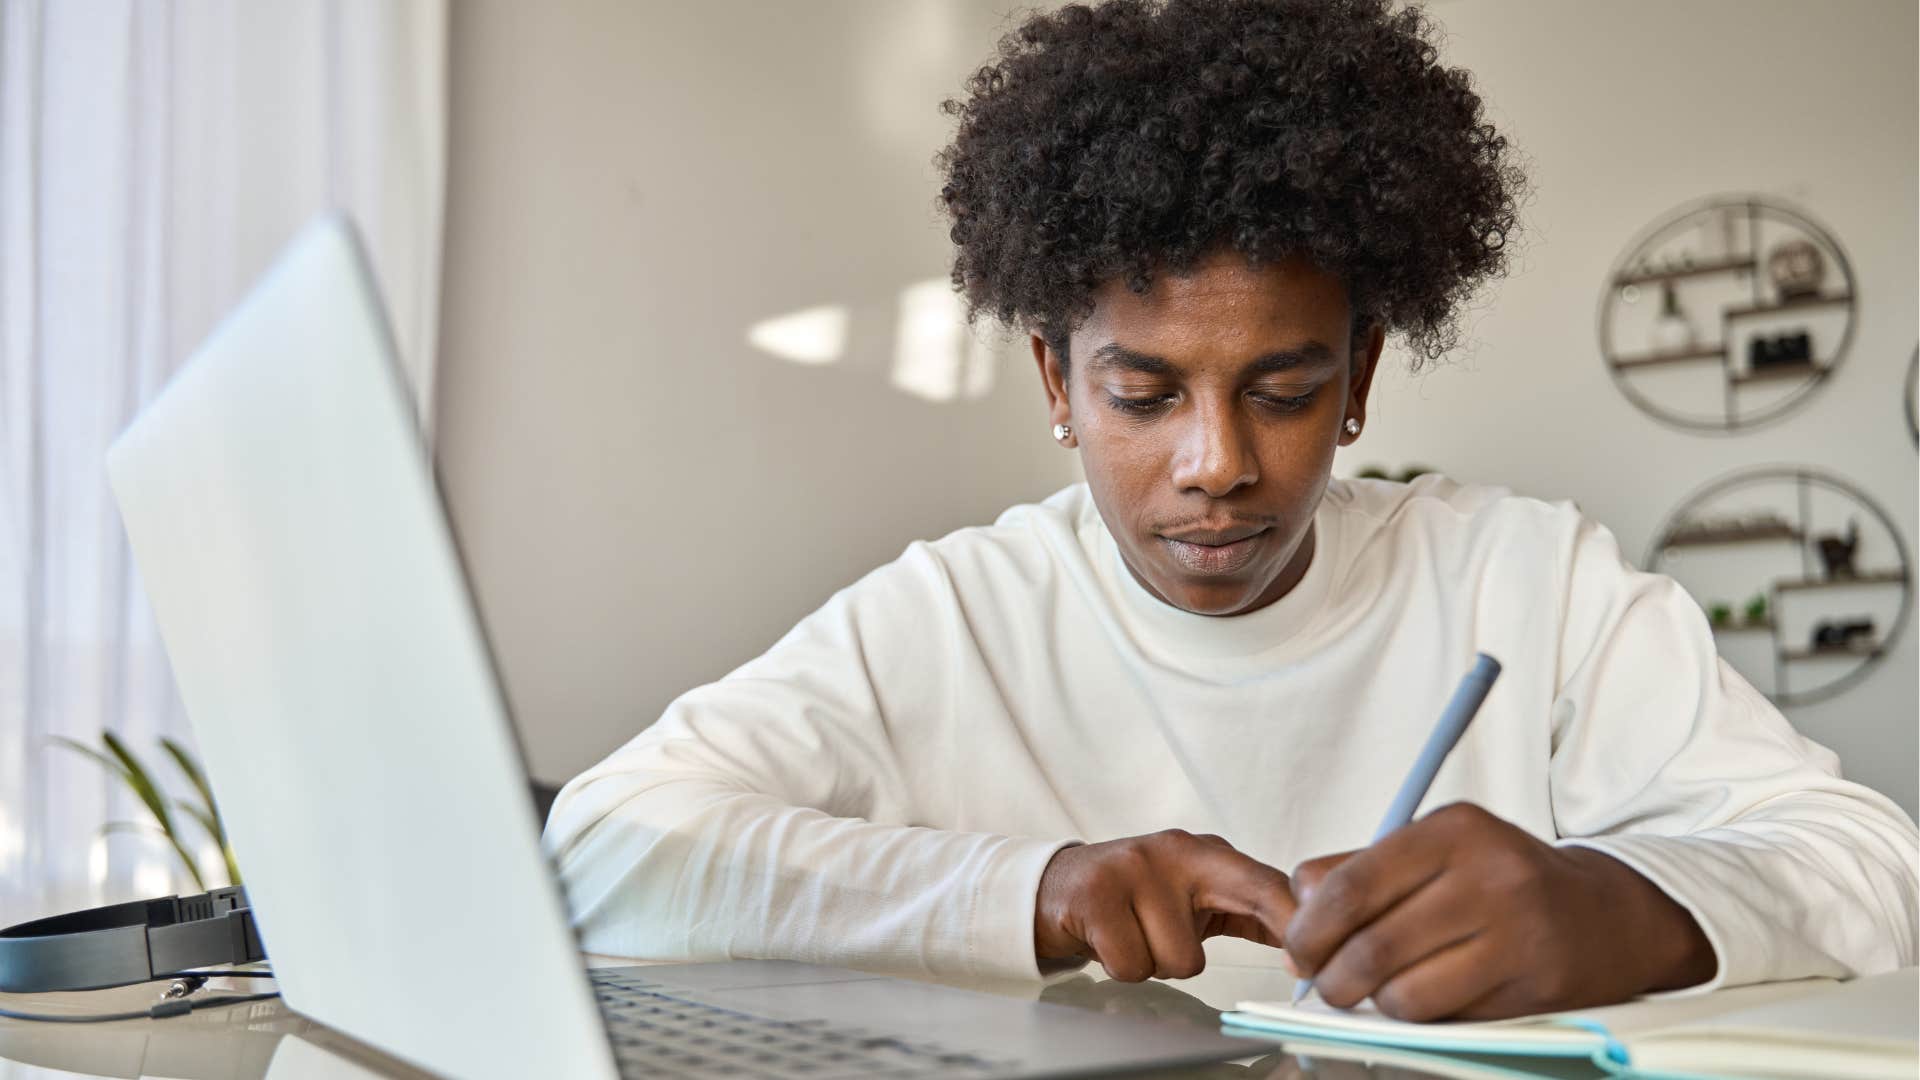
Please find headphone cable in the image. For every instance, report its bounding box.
[0,969,279,1024]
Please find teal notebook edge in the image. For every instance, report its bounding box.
[1218,1010,1648,1075]
[1221,1009,1855,1080]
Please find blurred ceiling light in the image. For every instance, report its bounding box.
[747,304,849,365]
[892,278,997,403]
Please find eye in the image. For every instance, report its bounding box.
[1106,393,1177,416]
[1252,391,1314,414]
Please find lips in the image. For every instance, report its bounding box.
[1161,523,1268,546]
[1157,525,1270,575]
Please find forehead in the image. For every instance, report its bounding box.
[1076,251,1352,361]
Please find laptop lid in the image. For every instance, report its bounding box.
[106,216,618,1080]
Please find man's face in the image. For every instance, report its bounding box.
[1034,251,1383,616]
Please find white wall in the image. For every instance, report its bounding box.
[1352,0,1918,813]
[434,1,1080,785]
[437,1,1917,814]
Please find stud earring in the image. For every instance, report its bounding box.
[1052,423,1073,444]
[1343,417,1361,437]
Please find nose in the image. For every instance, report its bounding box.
[1170,397,1258,498]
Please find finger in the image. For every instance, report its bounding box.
[1309,872,1487,1010]
[1289,849,1357,906]
[1083,896,1155,983]
[1367,933,1509,1023]
[1203,912,1283,949]
[1134,887,1208,980]
[1186,845,1298,944]
[1284,820,1459,978]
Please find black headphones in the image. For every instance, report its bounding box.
[0,886,265,992]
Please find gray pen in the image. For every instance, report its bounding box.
[1291,652,1503,1005]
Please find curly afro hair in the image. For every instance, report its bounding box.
[938,0,1525,369]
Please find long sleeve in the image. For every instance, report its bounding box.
[1546,514,1919,990]
[541,541,1075,982]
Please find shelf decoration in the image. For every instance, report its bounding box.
[1647,466,1911,707]
[1598,196,1856,432]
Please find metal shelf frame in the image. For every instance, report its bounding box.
[1647,466,1912,707]
[1597,196,1857,434]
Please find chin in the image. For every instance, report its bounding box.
[1163,579,1263,617]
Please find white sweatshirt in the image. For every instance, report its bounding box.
[544,476,1918,988]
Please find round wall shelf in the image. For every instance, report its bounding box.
[1647,467,1911,707]
[1904,345,1916,447]
[1598,196,1856,434]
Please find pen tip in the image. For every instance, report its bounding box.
[1290,981,1311,1005]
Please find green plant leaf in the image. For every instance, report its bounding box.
[176,799,220,844]
[98,820,164,839]
[161,738,227,847]
[100,731,206,892]
[175,800,241,888]
[50,736,132,784]
[101,731,176,834]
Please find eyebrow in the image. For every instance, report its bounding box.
[1086,340,1340,378]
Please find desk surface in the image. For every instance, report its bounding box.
[0,956,1603,1080]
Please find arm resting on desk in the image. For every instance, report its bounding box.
[1548,515,1919,992]
[542,543,1074,982]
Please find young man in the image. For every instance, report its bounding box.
[546,0,1917,1020]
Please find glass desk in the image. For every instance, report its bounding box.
[0,958,1604,1080]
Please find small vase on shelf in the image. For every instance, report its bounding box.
[1650,282,1695,355]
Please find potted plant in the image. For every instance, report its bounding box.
[53,732,241,890]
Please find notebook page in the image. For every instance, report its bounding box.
[1229,977,1834,1053]
[1227,995,1599,1053]
[1625,968,1917,1080]
[1272,1036,1608,1080]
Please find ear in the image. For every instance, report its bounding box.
[1031,333,1076,446]
[1338,322,1386,447]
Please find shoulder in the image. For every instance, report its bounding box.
[1323,473,1596,586]
[1328,473,1584,545]
[921,483,1095,583]
[834,483,1095,612]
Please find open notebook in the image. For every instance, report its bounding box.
[1221,968,1917,1080]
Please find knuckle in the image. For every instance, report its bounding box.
[1374,981,1437,1022]
[1291,859,1331,891]
[1314,968,1369,1011]
[1149,828,1194,853]
[1083,861,1121,893]
[1108,844,1153,876]
[1159,948,1207,980]
[1345,933,1390,982]
[1311,870,1358,913]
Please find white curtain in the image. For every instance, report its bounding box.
[0,0,446,924]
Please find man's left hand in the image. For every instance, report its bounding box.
[1282,803,1716,1021]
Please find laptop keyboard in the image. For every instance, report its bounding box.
[589,968,1009,1079]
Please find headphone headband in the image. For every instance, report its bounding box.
[0,886,264,992]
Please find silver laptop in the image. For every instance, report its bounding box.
[105,216,1271,1079]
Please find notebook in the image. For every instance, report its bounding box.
[1255,1038,1607,1080]
[1221,967,1917,1080]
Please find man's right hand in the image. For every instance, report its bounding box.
[1033,830,1297,981]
